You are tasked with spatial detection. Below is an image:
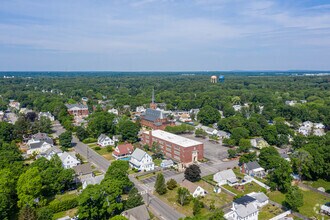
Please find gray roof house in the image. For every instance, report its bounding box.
[82,174,105,189]
[213,169,238,186]
[242,161,266,178]
[122,204,150,220]
[225,195,259,220]
[247,192,269,207]
[31,132,54,145]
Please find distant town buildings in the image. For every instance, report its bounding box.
[39,111,55,121]
[141,130,204,165]
[108,108,119,115]
[9,100,20,110]
[298,121,325,136]
[250,138,269,149]
[65,104,89,117]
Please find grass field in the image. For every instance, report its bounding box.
[259,204,283,220]
[223,181,264,197]
[53,208,78,219]
[268,186,329,219]
[88,143,114,161]
[303,179,330,193]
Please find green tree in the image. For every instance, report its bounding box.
[285,186,303,211]
[17,167,43,208]
[291,149,312,180]
[263,125,278,145]
[105,160,132,192]
[33,117,52,134]
[166,178,178,190]
[193,199,203,216]
[125,187,144,210]
[195,128,207,138]
[177,187,191,206]
[18,205,37,220]
[227,149,237,158]
[59,131,72,148]
[184,164,201,182]
[155,173,167,195]
[0,122,15,142]
[110,216,128,220]
[230,127,249,145]
[238,139,252,153]
[76,126,88,141]
[267,158,292,192]
[209,209,225,220]
[258,146,280,170]
[87,112,116,138]
[239,152,257,166]
[0,169,17,219]
[36,207,53,220]
[117,119,139,143]
[197,105,221,125]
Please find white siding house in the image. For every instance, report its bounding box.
[129,148,154,171]
[98,134,114,147]
[213,169,238,186]
[181,179,206,198]
[59,152,80,169]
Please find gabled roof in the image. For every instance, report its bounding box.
[29,141,44,149]
[214,169,237,181]
[131,148,147,161]
[181,179,199,194]
[235,203,258,218]
[248,192,268,203]
[245,161,262,170]
[65,104,88,110]
[143,108,165,122]
[98,134,111,142]
[122,204,150,220]
[234,195,256,206]
[32,132,53,145]
[73,163,93,175]
[83,174,104,185]
[59,152,78,162]
[113,143,134,156]
[44,146,62,155]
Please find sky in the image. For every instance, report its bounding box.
[1,0,330,71]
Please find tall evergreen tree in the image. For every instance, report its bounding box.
[154,173,167,195]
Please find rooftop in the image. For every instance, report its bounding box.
[146,130,202,148]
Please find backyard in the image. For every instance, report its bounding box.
[258,204,283,220]
[303,179,330,193]
[222,181,265,197]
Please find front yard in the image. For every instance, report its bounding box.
[87,143,114,161]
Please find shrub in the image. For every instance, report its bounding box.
[166,179,177,190]
[106,146,113,152]
[48,197,78,213]
[82,138,97,144]
[94,146,101,151]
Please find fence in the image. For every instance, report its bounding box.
[269,210,291,220]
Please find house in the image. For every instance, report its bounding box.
[160,159,174,168]
[82,174,105,189]
[298,121,326,136]
[298,126,310,136]
[189,109,199,120]
[27,141,53,155]
[97,134,114,147]
[247,192,269,208]
[19,108,33,115]
[320,203,330,215]
[65,104,89,117]
[233,105,242,112]
[39,112,55,121]
[112,135,121,143]
[37,146,62,160]
[0,111,4,122]
[112,143,134,159]
[225,195,259,220]
[59,152,80,169]
[285,100,297,106]
[213,169,238,186]
[250,138,269,149]
[30,132,54,145]
[81,97,88,105]
[217,130,231,139]
[136,106,146,113]
[241,161,266,178]
[9,100,20,110]
[73,163,93,183]
[108,108,119,115]
[181,179,206,198]
[200,125,218,135]
[179,113,192,122]
[129,148,154,171]
[280,153,291,162]
[122,204,150,220]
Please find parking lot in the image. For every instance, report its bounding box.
[142,169,178,184]
[180,134,229,163]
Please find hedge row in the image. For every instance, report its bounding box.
[48,197,78,213]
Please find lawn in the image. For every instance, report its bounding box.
[53,208,78,219]
[202,174,217,185]
[223,181,264,197]
[303,179,330,192]
[268,187,329,219]
[197,180,234,208]
[259,204,283,220]
[154,158,162,166]
[88,143,115,161]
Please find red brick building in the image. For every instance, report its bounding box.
[65,104,89,117]
[141,130,204,164]
[140,108,174,130]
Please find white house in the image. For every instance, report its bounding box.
[225,195,259,220]
[285,100,297,106]
[39,112,55,121]
[247,192,269,208]
[181,179,206,198]
[217,130,231,139]
[97,134,114,147]
[233,105,242,112]
[108,108,119,115]
[160,159,174,168]
[250,138,269,149]
[200,125,218,135]
[59,152,80,169]
[82,174,105,189]
[37,146,63,160]
[27,141,53,155]
[129,148,154,171]
[136,106,146,113]
[213,169,238,186]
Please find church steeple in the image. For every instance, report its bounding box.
[150,87,157,109]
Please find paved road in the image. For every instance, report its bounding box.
[129,176,185,220]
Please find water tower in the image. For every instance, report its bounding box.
[210,75,217,83]
[219,75,225,83]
